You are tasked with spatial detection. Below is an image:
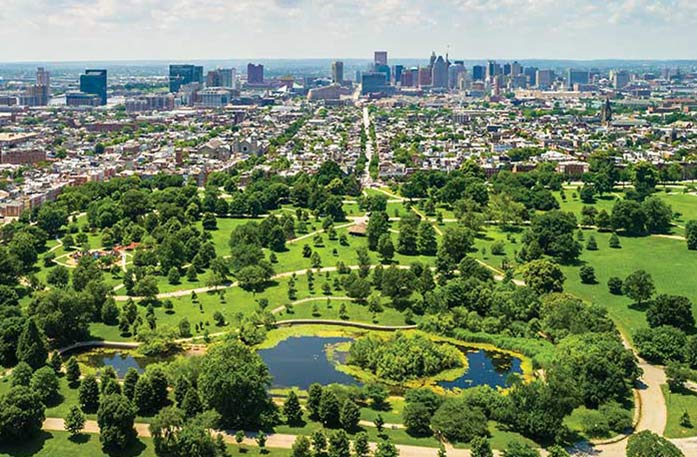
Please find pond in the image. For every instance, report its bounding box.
[258,336,523,390]
[436,349,523,390]
[258,336,359,389]
[75,350,154,378]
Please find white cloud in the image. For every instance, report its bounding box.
[0,0,694,60]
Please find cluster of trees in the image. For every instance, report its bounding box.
[607,197,673,235]
[348,332,463,381]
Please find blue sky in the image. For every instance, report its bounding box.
[1,0,695,61]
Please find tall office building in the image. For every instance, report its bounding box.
[418,67,432,87]
[393,65,404,85]
[449,61,466,90]
[206,70,222,87]
[536,69,555,89]
[567,69,590,88]
[503,63,512,76]
[169,64,204,93]
[247,63,264,84]
[511,61,523,77]
[472,65,485,81]
[431,55,449,89]
[80,69,107,105]
[524,67,538,86]
[486,60,501,80]
[361,72,388,95]
[374,51,388,67]
[375,64,391,85]
[36,67,50,87]
[612,70,630,89]
[331,61,344,84]
[219,68,236,88]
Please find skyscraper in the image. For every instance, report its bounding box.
[361,72,388,95]
[169,64,204,93]
[80,69,107,105]
[375,64,391,85]
[247,63,264,84]
[36,67,50,87]
[393,65,404,86]
[374,51,388,67]
[206,70,222,87]
[331,61,344,84]
[567,69,590,88]
[511,61,523,77]
[536,69,555,89]
[612,70,630,89]
[431,55,449,89]
[524,67,538,86]
[472,65,485,81]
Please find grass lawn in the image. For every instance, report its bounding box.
[471,225,697,340]
[662,384,697,438]
[0,431,155,457]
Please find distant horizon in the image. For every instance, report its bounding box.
[1,1,694,63]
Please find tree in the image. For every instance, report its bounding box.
[522,259,565,294]
[632,161,659,198]
[340,399,360,432]
[256,431,267,451]
[586,235,598,251]
[611,200,646,235]
[626,430,684,457]
[378,234,395,263]
[64,405,86,438]
[634,326,688,363]
[284,390,303,426]
[198,339,273,428]
[292,435,312,457]
[319,390,342,428]
[367,211,390,251]
[609,232,621,248]
[647,295,695,331]
[311,430,328,457]
[0,386,45,441]
[417,222,438,256]
[49,350,62,373]
[623,270,655,305]
[133,376,157,416]
[353,432,370,457]
[202,212,218,230]
[579,265,596,284]
[642,197,672,234]
[307,383,323,419]
[123,368,139,400]
[403,401,433,436]
[182,389,202,418]
[47,265,70,288]
[79,375,100,412]
[430,398,488,443]
[10,361,33,387]
[30,366,59,404]
[502,441,541,457]
[168,267,181,285]
[98,394,137,451]
[16,318,47,370]
[374,439,398,457]
[547,445,570,457]
[686,220,697,250]
[470,436,493,457]
[37,204,68,236]
[608,277,623,295]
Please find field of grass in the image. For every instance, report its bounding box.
[662,385,697,438]
[470,223,697,339]
[0,432,155,457]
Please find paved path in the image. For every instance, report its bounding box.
[289,222,356,244]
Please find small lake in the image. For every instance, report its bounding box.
[258,336,523,390]
[437,349,523,390]
[77,350,152,378]
[258,337,359,389]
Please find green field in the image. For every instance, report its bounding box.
[663,385,697,438]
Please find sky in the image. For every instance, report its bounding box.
[0,0,695,62]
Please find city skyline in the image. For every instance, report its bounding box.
[1,0,695,62]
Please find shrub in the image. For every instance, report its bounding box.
[608,277,623,295]
[579,266,597,284]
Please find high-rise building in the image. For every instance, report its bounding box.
[511,61,523,77]
[567,69,590,88]
[206,70,222,88]
[331,61,344,84]
[375,64,391,85]
[80,69,107,105]
[401,68,417,87]
[472,65,485,81]
[247,63,264,84]
[393,65,404,86]
[219,68,236,88]
[169,64,204,93]
[536,69,554,89]
[612,70,630,89]
[374,51,388,67]
[431,55,449,89]
[524,67,538,86]
[418,67,432,87]
[486,60,500,80]
[361,72,388,95]
[36,67,50,87]
[449,61,466,90]
[503,63,512,76]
